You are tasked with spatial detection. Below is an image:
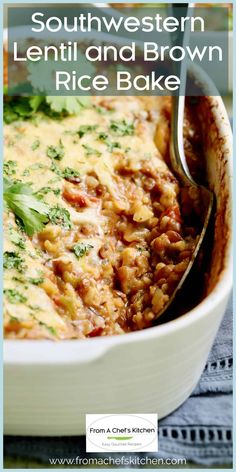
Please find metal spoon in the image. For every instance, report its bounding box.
[92,2,214,319]
[155,4,214,319]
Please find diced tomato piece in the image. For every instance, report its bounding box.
[52,294,63,307]
[63,186,98,207]
[63,187,88,206]
[162,205,182,224]
[88,327,103,337]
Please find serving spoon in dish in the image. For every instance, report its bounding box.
[156,3,215,320]
[91,2,215,320]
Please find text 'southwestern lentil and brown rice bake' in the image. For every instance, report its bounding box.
[4,92,206,340]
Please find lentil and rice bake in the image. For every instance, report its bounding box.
[4,95,203,339]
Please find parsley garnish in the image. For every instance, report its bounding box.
[82,144,101,157]
[31,139,40,151]
[22,163,46,177]
[3,251,25,272]
[29,96,44,112]
[36,319,57,336]
[98,133,121,152]
[78,125,98,138]
[9,228,26,249]
[3,160,17,177]
[4,96,91,124]
[73,242,93,259]
[48,205,72,229]
[50,161,63,177]
[36,186,52,196]
[62,167,81,182]
[28,277,44,286]
[4,288,27,304]
[94,105,114,115]
[46,96,90,114]
[110,120,135,136]
[4,98,34,123]
[22,169,30,177]
[36,186,61,198]
[50,164,81,182]
[28,304,42,311]
[47,140,65,160]
[3,179,49,236]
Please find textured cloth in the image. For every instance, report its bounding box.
[4,297,232,467]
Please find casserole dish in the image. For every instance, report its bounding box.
[4,98,232,436]
[3,29,232,435]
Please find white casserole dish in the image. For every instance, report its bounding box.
[3,29,232,436]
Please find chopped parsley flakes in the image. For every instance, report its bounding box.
[47,140,65,160]
[110,120,135,136]
[3,160,17,177]
[48,205,72,229]
[36,186,61,198]
[4,288,27,304]
[98,132,121,152]
[28,277,44,286]
[78,124,98,138]
[62,167,81,182]
[73,242,93,259]
[31,139,40,151]
[50,161,63,177]
[3,251,26,272]
[9,228,26,250]
[93,105,114,115]
[50,163,81,182]
[82,144,101,157]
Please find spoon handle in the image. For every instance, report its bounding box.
[169,4,195,185]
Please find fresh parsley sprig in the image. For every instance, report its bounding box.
[3,179,49,236]
[4,96,91,124]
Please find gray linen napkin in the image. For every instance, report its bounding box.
[4,296,232,467]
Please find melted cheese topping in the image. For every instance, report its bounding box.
[4,96,197,339]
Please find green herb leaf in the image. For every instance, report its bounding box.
[12,99,33,118]
[47,140,65,160]
[50,161,63,177]
[3,251,26,272]
[78,124,98,138]
[28,277,44,286]
[4,103,19,124]
[62,167,81,182]
[29,96,44,112]
[3,160,17,177]
[82,144,101,157]
[4,97,35,123]
[31,139,40,151]
[4,288,27,304]
[94,105,114,115]
[36,186,61,198]
[110,120,135,136]
[4,95,91,125]
[98,132,121,152]
[4,179,49,236]
[46,96,91,114]
[37,319,57,336]
[73,242,93,259]
[48,205,72,229]
[9,228,26,249]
